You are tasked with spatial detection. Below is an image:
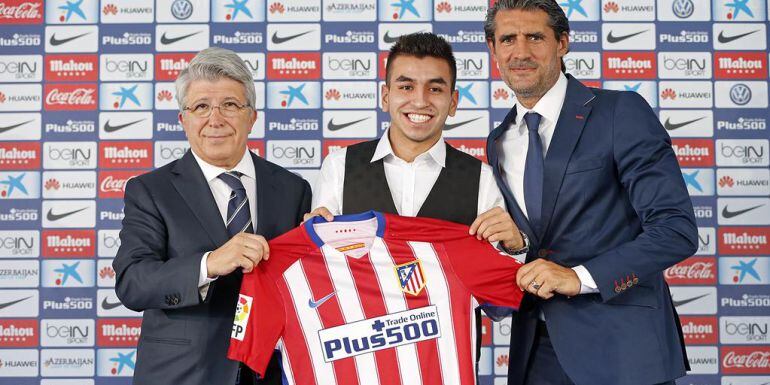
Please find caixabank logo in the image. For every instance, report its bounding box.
[212,0,265,22]
[0,171,40,199]
[713,0,767,21]
[456,81,489,109]
[559,0,600,21]
[378,0,431,21]
[602,81,657,108]
[45,0,99,24]
[719,257,770,285]
[41,259,95,288]
[97,349,136,377]
[681,168,714,196]
[267,82,320,109]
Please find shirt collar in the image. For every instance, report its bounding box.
[191,147,256,183]
[371,129,446,168]
[513,72,568,130]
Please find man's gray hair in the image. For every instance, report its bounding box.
[175,47,255,110]
[484,0,570,44]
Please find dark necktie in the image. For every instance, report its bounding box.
[217,171,254,237]
[523,112,544,232]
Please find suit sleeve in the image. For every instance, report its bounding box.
[442,236,524,310]
[113,177,202,311]
[227,266,285,378]
[583,91,698,302]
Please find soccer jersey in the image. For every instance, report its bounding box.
[228,211,523,385]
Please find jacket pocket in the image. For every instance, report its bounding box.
[142,335,192,345]
[606,284,659,309]
[565,158,604,174]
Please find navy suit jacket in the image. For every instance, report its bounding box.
[114,150,311,385]
[487,75,698,385]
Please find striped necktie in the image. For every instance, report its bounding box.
[217,171,254,237]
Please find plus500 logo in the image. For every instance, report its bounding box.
[319,305,441,362]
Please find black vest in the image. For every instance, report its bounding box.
[342,139,481,225]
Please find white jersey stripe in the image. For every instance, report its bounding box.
[409,241,461,385]
[283,261,337,384]
[469,297,478,385]
[279,337,297,385]
[321,245,381,385]
[369,238,423,385]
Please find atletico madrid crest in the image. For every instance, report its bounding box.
[394,259,426,296]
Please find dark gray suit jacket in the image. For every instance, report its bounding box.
[114,150,311,385]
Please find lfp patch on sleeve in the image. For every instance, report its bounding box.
[231,294,252,341]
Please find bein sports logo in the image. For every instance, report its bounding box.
[730,84,752,105]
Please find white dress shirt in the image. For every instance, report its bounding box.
[496,73,598,294]
[192,148,257,299]
[312,131,507,231]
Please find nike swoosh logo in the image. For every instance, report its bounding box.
[606,30,648,43]
[384,30,427,44]
[104,118,146,133]
[444,117,482,130]
[718,30,759,44]
[160,31,201,45]
[47,207,89,222]
[0,120,34,134]
[664,116,706,131]
[50,32,92,46]
[672,293,709,307]
[308,292,335,309]
[722,204,764,219]
[271,30,313,45]
[328,117,371,131]
[101,297,123,310]
[0,296,31,310]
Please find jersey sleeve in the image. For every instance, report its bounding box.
[442,236,524,310]
[227,265,285,378]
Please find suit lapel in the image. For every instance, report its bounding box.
[488,105,539,244]
[251,151,278,239]
[539,76,595,240]
[170,151,230,247]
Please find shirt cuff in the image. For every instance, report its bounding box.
[199,252,218,300]
[572,265,599,294]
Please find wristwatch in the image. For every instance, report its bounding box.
[501,231,529,255]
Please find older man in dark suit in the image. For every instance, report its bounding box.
[114,47,311,385]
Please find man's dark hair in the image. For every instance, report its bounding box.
[386,32,457,90]
[484,0,570,72]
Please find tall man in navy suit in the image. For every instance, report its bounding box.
[114,47,311,385]
[484,1,698,384]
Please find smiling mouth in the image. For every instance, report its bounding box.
[406,113,432,123]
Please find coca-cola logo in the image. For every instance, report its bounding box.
[723,351,770,369]
[0,2,42,20]
[46,88,95,105]
[100,175,133,193]
[664,257,716,284]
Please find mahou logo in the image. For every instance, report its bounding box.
[98,171,142,199]
[0,142,41,170]
[44,84,97,111]
[722,347,770,374]
[671,139,715,167]
[719,227,770,255]
[155,53,195,81]
[45,55,98,82]
[267,53,321,80]
[322,139,364,158]
[99,141,152,169]
[0,319,37,347]
[97,319,141,347]
[679,316,718,345]
[603,52,656,79]
[0,0,43,24]
[715,52,767,80]
[664,257,717,285]
[446,139,487,162]
[43,230,95,258]
[247,140,265,158]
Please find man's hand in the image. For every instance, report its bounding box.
[469,207,523,251]
[516,259,581,299]
[303,206,334,222]
[206,233,270,277]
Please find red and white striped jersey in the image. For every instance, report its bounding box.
[228,211,523,385]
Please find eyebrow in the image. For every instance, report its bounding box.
[394,75,448,85]
[499,31,546,41]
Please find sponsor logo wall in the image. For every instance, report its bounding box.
[0,0,767,384]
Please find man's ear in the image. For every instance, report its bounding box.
[381,83,390,112]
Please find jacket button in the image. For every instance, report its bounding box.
[537,249,548,258]
[614,286,621,293]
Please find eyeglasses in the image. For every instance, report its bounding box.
[183,101,251,118]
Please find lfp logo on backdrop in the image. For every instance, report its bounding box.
[0,0,768,384]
